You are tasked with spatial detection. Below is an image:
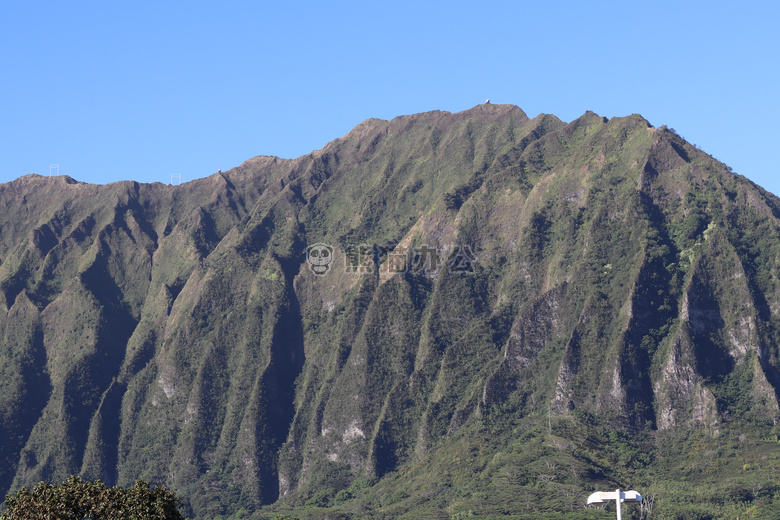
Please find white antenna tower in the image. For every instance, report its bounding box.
[171,173,181,185]
[50,164,59,177]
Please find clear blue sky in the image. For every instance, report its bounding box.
[2,1,778,195]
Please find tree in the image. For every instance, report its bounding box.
[1,476,184,520]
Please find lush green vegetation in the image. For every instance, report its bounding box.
[1,476,183,519]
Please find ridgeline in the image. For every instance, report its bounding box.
[2,104,780,519]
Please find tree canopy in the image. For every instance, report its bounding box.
[1,476,184,520]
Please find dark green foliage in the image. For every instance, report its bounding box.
[1,476,183,519]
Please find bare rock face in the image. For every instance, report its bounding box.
[2,105,780,517]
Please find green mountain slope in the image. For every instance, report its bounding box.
[2,104,780,519]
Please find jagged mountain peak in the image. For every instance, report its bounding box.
[2,106,780,518]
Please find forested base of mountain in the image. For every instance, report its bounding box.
[3,104,780,519]
[254,413,780,520]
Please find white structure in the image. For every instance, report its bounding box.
[171,173,181,185]
[50,164,59,177]
[587,489,642,520]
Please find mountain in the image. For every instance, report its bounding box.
[3,104,780,519]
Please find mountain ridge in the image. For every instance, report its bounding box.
[3,104,780,518]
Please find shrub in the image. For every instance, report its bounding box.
[1,476,184,520]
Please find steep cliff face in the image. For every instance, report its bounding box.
[2,104,780,517]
